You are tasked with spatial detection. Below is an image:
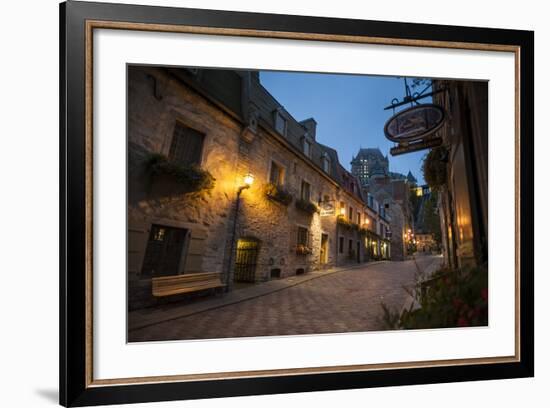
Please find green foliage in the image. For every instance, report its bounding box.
[378,303,401,330]
[265,183,293,206]
[146,153,215,192]
[422,147,448,191]
[337,215,359,231]
[295,198,319,215]
[422,192,442,244]
[380,265,488,330]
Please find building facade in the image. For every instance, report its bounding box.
[127,66,391,310]
[432,80,488,268]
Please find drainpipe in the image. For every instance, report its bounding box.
[226,186,247,291]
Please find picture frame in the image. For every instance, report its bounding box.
[59,0,534,406]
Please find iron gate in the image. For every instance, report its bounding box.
[234,238,260,283]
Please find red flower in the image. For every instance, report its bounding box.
[481,288,488,302]
[457,317,469,327]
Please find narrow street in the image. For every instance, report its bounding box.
[129,255,441,342]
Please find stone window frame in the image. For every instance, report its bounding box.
[267,157,287,187]
[296,224,310,247]
[300,176,313,202]
[161,111,210,168]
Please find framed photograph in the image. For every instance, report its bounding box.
[60,1,534,406]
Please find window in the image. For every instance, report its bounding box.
[349,207,353,221]
[274,110,287,135]
[303,139,311,157]
[322,155,330,173]
[141,225,188,278]
[297,226,309,246]
[269,161,284,186]
[169,122,205,166]
[357,212,362,225]
[348,239,353,254]
[301,180,311,201]
[339,236,344,253]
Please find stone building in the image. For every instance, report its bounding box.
[350,148,389,186]
[364,174,414,261]
[432,80,488,268]
[127,66,388,310]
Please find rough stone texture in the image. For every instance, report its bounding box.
[232,126,367,283]
[127,66,242,309]
[128,256,441,341]
[127,66,371,310]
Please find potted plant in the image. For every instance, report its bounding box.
[264,183,293,206]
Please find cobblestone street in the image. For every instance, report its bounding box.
[129,255,441,342]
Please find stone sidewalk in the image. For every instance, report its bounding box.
[128,261,386,332]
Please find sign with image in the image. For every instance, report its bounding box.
[319,200,335,216]
[384,104,445,142]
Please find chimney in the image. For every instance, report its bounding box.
[300,118,317,140]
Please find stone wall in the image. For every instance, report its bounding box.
[127,66,373,310]
[127,66,242,309]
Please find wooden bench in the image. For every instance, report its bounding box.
[152,272,226,297]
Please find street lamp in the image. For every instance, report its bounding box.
[243,173,255,188]
[226,173,255,288]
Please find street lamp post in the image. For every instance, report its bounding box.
[225,173,254,289]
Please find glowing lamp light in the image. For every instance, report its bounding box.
[340,207,346,216]
[243,173,255,187]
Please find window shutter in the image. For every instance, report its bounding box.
[169,123,204,166]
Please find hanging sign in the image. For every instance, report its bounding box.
[319,200,335,216]
[390,137,443,156]
[384,104,445,143]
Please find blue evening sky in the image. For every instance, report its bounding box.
[259,71,429,185]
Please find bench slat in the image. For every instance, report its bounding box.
[152,272,226,297]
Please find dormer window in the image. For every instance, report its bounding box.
[321,153,330,173]
[302,138,312,158]
[273,109,287,136]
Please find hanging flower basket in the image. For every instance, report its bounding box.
[145,153,215,193]
[295,198,319,215]
[295,244,312,255]
[264,183,293,206]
